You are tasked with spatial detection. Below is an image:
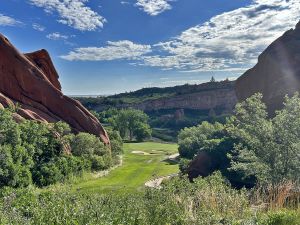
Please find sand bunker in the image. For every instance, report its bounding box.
[131,151,150,155]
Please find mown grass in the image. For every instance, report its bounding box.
[71,142,179,193]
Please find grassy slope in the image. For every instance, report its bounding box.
[72,142,179,193]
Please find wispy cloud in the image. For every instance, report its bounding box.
[0,14,21,26]
[60,0,300,73]
[135,0,174,16]
[29,0,106,31]
[139,0,300,71]
[61,40,152,61]
[32,23,45,31]
[47,32,69,40]
[121,1,130,5]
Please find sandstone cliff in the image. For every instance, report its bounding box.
[236,21,300,113]
[0,34,109,144]
[83,81,237,115]
[133,84,237,113]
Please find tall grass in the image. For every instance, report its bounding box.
[251,181,300,210]
[0,173,299,225]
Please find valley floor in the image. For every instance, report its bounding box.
[72,142,179,193]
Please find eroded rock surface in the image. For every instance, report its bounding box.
[0,34,109,144]
[236,21,300,114]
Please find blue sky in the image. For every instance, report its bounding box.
[1,0,299,95]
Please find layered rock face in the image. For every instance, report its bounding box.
[0,34,109,144]
[236,22,300,113]
[133,87,237,113]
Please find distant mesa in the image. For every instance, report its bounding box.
[0,33,109,144]
[236,21,300,114]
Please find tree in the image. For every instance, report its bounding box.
[178,93,300,185]
[110,109,152,141]
[106,128,123,156]
[210,76,216,82]
[178,121,224,159]
[71,132,110,157]
[228,93,300,184]
[134,122,152,142]
[0,107,116,188]
[0,110,33,187]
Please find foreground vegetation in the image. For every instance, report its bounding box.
[72,142,178,193]
[0,108,123,188]
[0,173,299,225]
[1,93,300,224]
[179,93,300,186]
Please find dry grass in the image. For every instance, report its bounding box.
[251,181,300,210]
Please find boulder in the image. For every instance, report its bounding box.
[0,33,109,145]
[235,21,300,114]
[187,152,214,180]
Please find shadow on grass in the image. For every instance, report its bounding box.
[162,158,179,165]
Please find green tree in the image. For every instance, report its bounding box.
[178,121,224,159]
[134,122,152,142]
[110,109,151,141]
[228,93,300,184]
[0,110,33,187]
[71,132,110,157]
[178,93,300,185]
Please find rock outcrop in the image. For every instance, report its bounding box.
[0,34,109,144]
[89,81,238,115]
[235,21,300,113]
[133,86,237,113]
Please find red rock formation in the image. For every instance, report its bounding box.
[187,152,214,180]
[235,21,300,113]
[0,34,109,145]
[25,49,62,90]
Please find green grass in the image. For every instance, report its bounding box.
[72,142,179,193]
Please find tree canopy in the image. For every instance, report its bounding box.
[108,108,152,141]
[178,93,300,185]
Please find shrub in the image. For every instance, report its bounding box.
[178,93,300,185]
[258,210,300,225]
[0,108,117,188]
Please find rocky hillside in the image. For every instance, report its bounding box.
[133,83,237,113]
[0,34,109,144]
[236,21,300,114]
[79,81,237,114]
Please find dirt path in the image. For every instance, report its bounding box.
[145,173,178,189]
[167,153,179,161]
[91,156,123,178]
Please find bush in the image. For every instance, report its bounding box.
[0,108,117,188]
[91,155,106,171]
[32,161,63,187]
[178,93,300,186]
[71,133,103,156]
[258,210,300,225]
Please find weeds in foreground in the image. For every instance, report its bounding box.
[0,173,299,225]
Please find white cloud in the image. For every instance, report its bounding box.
[47,32,69,40]
[29,0,106,31]
[0,14,21,26]
[60,0,300,73]
[32,23,45,31]
[135,0,174,16]
[61,40,152,61]
[121,1,130,5]
[139,0,300,71]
